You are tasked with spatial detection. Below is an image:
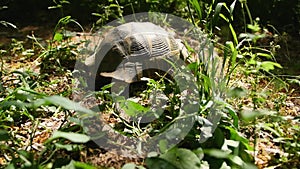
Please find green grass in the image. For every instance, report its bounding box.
[0,1,299,169]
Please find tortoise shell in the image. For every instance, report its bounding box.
[85,22,182,84]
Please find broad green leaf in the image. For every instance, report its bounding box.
[224,126,252,150]
[32,95,95,115]
[48,131,90,143]
[222,139,240,151]
[187,62,198,72]
[229,156,243,166]
[122,163,145,169]
[54,143,80,151]
[54,33,63,42]
[119,100,150,116]
[5,163,15,169]
[256,52,272,59]
[204,149,230,159]
[259,61,282,72]
[160,148,201,169]
[62,160,96,169]
[0,130,10,141]
[122,163,137,169]
[72,161,97,169]
[159,139,169,154]
[0,100,26,109]
[229,0,237,15]
[247,24,261,32]
[220,162,231,169]
[101,82,114,91]
[226,106,239,128]
[145,157,178,169]
[193,147,204,160]
[166,128,182,140]
[242,163,258,169]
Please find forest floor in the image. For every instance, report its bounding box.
[0,25,299,168]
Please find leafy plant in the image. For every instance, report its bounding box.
[48,0,70,16]
[144,145,256,169]
[33,15,84,73]
[1,0,298,168]
[0,92,95,168]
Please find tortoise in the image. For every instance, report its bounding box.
[85,22,188,88]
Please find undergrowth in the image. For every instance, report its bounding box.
[0,0,299,169]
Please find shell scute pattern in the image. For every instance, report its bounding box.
[88,22,182,83]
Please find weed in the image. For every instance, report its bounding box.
[0,0,298,168]
[34,16,84,73]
